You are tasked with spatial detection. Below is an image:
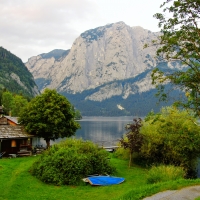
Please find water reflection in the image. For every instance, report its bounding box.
[32,116,134,147]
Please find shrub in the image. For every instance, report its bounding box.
[147,165,185,184]
[140,107,200,177]
[114,147,130,160]
[31,138,115,185]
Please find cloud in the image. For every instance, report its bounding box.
[0,0,162,62]
[0,0,98,61]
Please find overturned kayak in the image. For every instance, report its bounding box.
[84,175,125,186]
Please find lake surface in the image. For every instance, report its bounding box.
[32,116,134,147]
[32,116,200,177]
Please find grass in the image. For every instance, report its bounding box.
[0,156,200,200]
[0,156,146,200]
[116,179,200,200]
[146,165,185,184]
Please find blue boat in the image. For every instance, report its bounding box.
[85,175,125,186]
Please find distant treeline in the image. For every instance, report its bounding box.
[62,87,179,117]
[0,89,82,119]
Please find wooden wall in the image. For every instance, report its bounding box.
[0,138,32,156]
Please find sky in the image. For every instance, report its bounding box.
[0,0,163,62]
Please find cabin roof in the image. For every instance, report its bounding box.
[0,125,34,139]
[4,116,19,125]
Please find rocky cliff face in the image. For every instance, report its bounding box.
[26,22,160,93]
[25,22,182,116]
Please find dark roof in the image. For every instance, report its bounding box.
[0,125,33,139]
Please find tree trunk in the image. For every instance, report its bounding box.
[45,139,50,149]
[129,152,132,168]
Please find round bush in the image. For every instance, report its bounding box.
[31,139,115,185]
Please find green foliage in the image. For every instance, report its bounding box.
[72,106,82,120]
[114,146,130,160]
[31,138,115,185]
[2,91,14,115]
[119,118,143,167]
[12,94,28,116]
[0,47,38,97]
[0,90,29,116]
[1,156,200,200]
[151,0,200,116]
[75,109,82,120]
[140,106,200,177]
[19,89,80,147]
[147,165,185,184]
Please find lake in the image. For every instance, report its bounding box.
[32,116,134,147]
[32,116,200,177]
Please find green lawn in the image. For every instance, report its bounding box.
[0,156,200,200]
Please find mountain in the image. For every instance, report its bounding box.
[40,49,70,60]
[0,47,39,97]
[25,22,183,116]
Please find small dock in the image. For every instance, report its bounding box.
[102,146,119,152]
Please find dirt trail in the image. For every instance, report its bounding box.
[143,185,200,200]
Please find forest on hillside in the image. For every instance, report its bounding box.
[0,47,38,97]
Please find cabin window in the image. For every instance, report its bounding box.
[11,140,16,147]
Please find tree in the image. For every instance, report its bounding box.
[140,106,200,177]
[151,0,200,115]
[119,118,143,167]
[72,106,82,120]
[19,89,80,148]
[12,95,28,117]
[75,110,82,120]
[2,91,14,115]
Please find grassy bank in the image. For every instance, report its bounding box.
[0,156,200,200]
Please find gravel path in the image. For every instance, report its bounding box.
[143,185,200,200]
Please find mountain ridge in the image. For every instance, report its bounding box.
[25,22,183,116]
[26,22,161,94]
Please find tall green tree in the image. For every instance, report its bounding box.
[151,0,200,115]
[2,91,14,115]
[19,89,80,148]
[12,95,28,117]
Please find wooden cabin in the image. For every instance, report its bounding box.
[0,116,33,157]
[0,116,19,126]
